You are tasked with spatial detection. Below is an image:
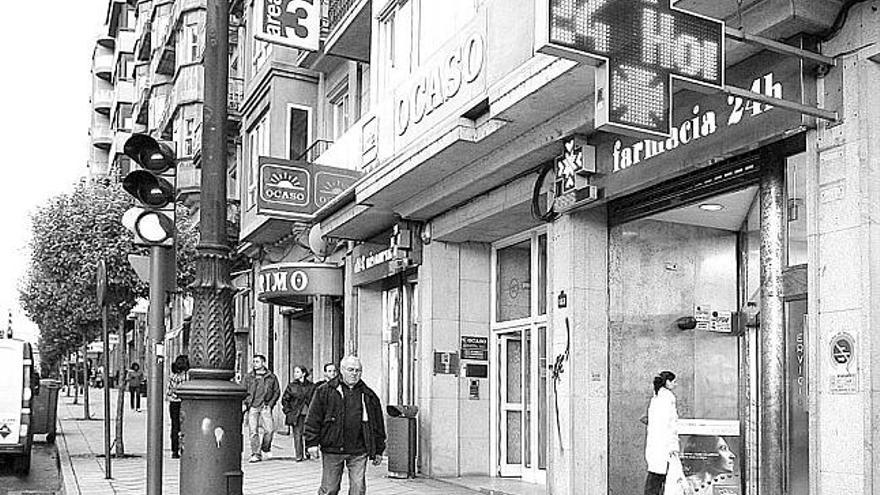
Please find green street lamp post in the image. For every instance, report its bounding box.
[177,0,246,494]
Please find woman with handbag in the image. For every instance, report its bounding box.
[644,371,681,495]
[281,366,315,462]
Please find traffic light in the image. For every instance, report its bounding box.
[121,134,177,245]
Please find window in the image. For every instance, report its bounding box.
[250,5,273,77]
[329,84,350,140]
[247,113,270,208]
[184,118,196,156]
[288,106,310,160]
[379,1,414,95]
[179,21,201,65]
[116,53,134,82]
[357,63,370,119]
[115,103,133,131]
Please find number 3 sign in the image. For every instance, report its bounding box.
[255,0,320,52]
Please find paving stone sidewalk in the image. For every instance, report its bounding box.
[57,388,480,495]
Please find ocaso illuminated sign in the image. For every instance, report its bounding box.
[536,0,724,137]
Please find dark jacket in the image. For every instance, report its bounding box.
[304,378,386,458]
[243,370,280,409]
[281,378,315,425]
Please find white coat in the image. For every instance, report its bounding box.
[645,387,680,474]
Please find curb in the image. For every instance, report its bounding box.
[55,409,80,495]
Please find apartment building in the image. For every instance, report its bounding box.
[86,1,880,494]
[90,0,245,381]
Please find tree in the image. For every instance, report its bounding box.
[21,180,199,422]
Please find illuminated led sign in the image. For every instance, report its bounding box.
[536,0,725,137]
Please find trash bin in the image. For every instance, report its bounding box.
[31,379,61,443]
[386,405,418,478]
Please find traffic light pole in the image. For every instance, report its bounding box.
[146,245,169,495]
[178,0,246,494]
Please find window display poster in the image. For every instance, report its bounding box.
[679,434,742,495]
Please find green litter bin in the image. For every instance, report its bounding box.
[31,379,61,443]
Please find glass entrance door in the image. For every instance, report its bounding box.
[492,230,548,483]
[497,326,547,482]
[498,332,523,477]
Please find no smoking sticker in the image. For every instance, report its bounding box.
[830,333,855,365]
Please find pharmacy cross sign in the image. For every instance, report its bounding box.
[538,0,725,137]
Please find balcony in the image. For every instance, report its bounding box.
[93,88,113,115]
[113,79,135,108]
[116,30,137,56]
[323,0,371,62]
[298,139,334,163]
[91,126,113,150]
[97,35,115,50]
[94,52,114,81]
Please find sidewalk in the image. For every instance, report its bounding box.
[57,388,482,495]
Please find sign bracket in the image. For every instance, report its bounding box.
[725,27,836,67]
[723,84,838,122]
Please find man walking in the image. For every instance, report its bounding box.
[305,355,386,495]
[314,362,339,389]
[243,354,280,463]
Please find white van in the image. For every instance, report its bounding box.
[0,338,36,474]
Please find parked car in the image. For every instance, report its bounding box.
[0,338,37,474]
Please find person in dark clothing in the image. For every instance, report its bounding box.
[125,362,144,411]
[282,365,315,461]
[243,354,280,462]
[166,355,189,459]
[305,355,385,495]
[313,362,339,389]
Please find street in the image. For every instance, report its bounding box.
[0,442,62,495]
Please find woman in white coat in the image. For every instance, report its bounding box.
[644,371,680,495]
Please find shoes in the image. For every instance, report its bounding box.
[171,452,180,459]
[248,455,261,463]
[262,450,272,460]
[295,457,304,462]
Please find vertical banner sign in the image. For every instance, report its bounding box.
[254,0,320,51]
[536,0,724,138]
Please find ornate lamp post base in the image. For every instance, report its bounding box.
[178,379,246,495]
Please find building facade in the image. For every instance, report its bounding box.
[211,0,880,494]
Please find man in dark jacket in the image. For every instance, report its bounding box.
[242,354,280,462]
[305,355,385,495]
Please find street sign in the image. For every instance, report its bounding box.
[536,0,724,137]
[96,260,107,307]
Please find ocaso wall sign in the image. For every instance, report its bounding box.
[257,263,343,306]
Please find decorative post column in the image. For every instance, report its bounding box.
[759,159,786,495]
[177,1,246,494]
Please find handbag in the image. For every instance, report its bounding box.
[664,454,690,495]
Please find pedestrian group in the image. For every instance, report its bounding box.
[162,353,385,495]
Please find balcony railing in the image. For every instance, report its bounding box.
[297,139,334,163]
[326,0,357,35]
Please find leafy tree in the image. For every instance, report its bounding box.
[21,179,198,374]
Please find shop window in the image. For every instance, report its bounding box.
[287,106,310,160]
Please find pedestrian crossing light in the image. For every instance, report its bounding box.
[121,134,177,245]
